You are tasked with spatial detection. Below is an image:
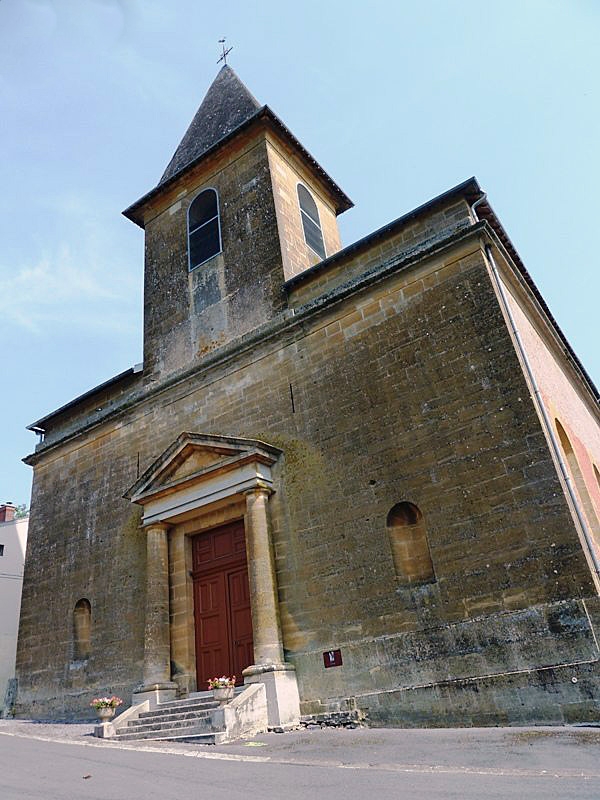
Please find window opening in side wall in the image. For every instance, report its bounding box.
[188,188,222,270]
[297,183,326,260]
[386,501,435,585]
[73,598,92,661]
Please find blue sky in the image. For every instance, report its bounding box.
[1,0,599,506]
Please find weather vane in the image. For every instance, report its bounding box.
[217,38,233,66]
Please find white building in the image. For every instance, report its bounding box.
[0,503,28,715]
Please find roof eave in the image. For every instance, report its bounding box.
[26,364,143,432]
[284,176,483,290]
[475,206,600,404]
[122,106,353,228]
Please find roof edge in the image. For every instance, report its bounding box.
[27,363,143,432]
[285,176,482,290]
[22,224,488,466]
[477,213,600,404]
[123,106,353,228]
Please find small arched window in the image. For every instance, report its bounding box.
[386,502,435,585]
[188,188,222,270]
[73,598,91,661]
[297,184,326,260]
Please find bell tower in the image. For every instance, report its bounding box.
[123,66,352,383]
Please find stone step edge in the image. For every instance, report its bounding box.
[135,708,214,724]
[140,700,216,713]
[156,688,244,711]
[117,718,216,735]
[152,699,219,711]
[115,728,224,742]
[129,714,212,728]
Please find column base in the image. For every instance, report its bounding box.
[93,721,115,739]
[242,663,300,728]
[172,671,196,698]
[132,682,178,709]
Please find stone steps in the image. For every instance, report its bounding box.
[113,689,244,743]
[125,711,213,732]
[116,716,215,739]
[115,726,221,743]
[137,703,217,724]
[150,693,217,712]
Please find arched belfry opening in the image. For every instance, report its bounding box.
[386,502,435,585]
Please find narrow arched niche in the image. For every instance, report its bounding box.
[386,502,435,585]
[73,598,91,661]
[555,419,600,539]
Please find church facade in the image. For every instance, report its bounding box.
[15,66,600,727]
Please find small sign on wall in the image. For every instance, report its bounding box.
[323,649,342,668]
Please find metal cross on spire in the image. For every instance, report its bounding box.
[217,38,233,66]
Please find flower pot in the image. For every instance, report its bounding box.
[212,686,235,706]
[96,706,115,723]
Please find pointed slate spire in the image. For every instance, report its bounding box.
[159,65,262,185]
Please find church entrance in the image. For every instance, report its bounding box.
[191,520,253,689]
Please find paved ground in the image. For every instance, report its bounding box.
[1,719,600,799]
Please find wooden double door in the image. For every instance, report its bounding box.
[192,521,253,689]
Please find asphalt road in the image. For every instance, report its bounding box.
[1,724,600,800]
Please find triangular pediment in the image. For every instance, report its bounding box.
[125,432,281,504]
[166,447,232,483]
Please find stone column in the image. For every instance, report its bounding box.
[132,522,178,707]
[168,526,195,696]
[242,487,300,728]
[244,487,284,665]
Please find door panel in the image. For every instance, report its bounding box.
[194,572,230,685]
[192,522,254,688]
[228,567,253,679]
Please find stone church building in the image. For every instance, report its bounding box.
[15,66,600,729]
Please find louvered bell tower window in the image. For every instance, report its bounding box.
[297,184,326,260]
[188,188,222,270]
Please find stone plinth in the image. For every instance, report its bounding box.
[243,662,300,728]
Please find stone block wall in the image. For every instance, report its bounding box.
[16,225,599,723]
[286,197,473,306]
[142,134,287,381]
[17,448,147,719]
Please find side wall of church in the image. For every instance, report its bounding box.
[16,430,147,719]
[499,271,600,558]
[16,236,600,724]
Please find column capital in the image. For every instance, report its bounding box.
[143,521,170,533]
[244,483,273,499]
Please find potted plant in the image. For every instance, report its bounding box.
[208,676,236,705]
[90,695,123,723]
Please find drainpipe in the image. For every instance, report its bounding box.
[472,197,600,583]
[470,194,487,224]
